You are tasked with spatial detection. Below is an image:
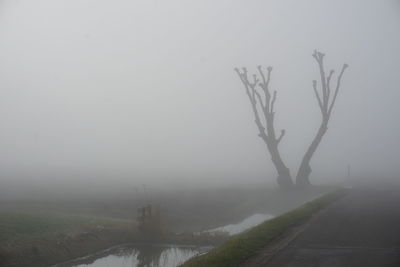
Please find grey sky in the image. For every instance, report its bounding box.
[0,0,399,187]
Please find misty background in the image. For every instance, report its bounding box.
[0,0,399,196]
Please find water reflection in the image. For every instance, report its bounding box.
[55,244,211,267]
[207,213,274,235]
[55,214,273,267]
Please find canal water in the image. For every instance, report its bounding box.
[207,213,274,235]
[55,244,211,267]
[56,213,274,267]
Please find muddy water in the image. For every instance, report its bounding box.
[55,244,211,267]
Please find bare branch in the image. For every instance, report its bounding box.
[313,50,328,108]
[234,68,244,82]
[312,50,318,61]
[254,90,265,111]
[251,74,259,87]
[312,80,324,112]
[266,66,272,92]
[235,67,267,140]
[234,68,252,102]
[270,90,277,114]
[326,70,334,101]
[277,129,285,144]
[257,66,273,112]
[248,95,266,137]
[328,63,348,116]
[257,65,266,87]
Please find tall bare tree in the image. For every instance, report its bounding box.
[235,66,294,189]
[235,50,348,189]
[296,50,348,187]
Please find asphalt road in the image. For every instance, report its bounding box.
[248,186,400,267]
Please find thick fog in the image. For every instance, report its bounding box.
[0,0,399,190]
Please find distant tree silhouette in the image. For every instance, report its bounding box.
[235,66,293,189]
[235,50,348,189]
[296,51,348,187]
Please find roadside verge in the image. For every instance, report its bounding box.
[182,188,347,267]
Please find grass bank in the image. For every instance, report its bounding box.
[182,188,346,267]
[0,212,135,267]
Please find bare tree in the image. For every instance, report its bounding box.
[235,50,348,189]
[296,50,348,187]
[235,66,294,189]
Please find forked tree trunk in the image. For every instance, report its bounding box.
[295,51,348,187]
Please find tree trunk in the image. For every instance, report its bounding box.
[266,140,294,189]
[296,120,328,187]
[235,66,294,190]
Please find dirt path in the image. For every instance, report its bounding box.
[242,186,400,267]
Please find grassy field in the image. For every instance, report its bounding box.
[0,185,338,266]
[182,188,346,267]
[0,211,134,267]
[0,211,130,242]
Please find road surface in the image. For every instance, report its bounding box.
[243,186,400,267]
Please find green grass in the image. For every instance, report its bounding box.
[0,212,130,242]
[0,211,135,267]
[183,189,346,267]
